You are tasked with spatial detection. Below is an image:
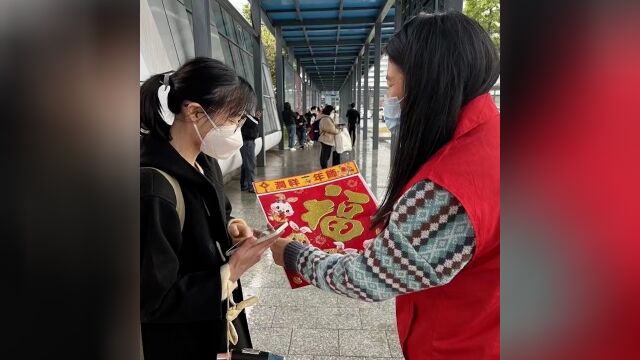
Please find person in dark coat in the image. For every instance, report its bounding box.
[240,110,260,192]
[140,58,276,359]
[295,111,307,148]
[345,102,360,146]
[282,102,297,151]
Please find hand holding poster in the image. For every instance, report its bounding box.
[253,161,382,288]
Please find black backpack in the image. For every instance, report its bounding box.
[310,120,321,141]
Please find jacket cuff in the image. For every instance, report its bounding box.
[284,241,307,272]
[220,264,238,300]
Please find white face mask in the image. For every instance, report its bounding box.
[193,108,243,160]
[383,96,404,130]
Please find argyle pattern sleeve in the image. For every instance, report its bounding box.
[283,180,476,302]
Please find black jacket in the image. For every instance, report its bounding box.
[140,135,251,359]
[241,116,259,141]
[296,115,307,129]
[346,108,360,127]
[282,108,296,126]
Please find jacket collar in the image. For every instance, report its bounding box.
[140,134,217,188]
[453,93,498,139]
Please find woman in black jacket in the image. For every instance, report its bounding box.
[295,112,307,148]
[140,58,275,359]
[282,102,297,150]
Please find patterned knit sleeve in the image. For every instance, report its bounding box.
[283,180,476,302]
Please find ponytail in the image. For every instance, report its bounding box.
[140,73,171,140]
[140,57,256,142]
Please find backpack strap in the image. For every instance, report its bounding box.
[139,167,185,359]
[141,167,185,231]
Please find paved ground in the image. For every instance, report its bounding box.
[224,128,404,359]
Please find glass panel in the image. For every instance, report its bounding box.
[210,2,225,32]
[262,62,274,92]
[262,95,273,133]
[264,73,275,132]
[163,0,194,65]
[262,69,279,134]
[222,10,237,43]
[294,73,302,113]
[230,45,246,78]
[284,63,295,110]
[210,24,225,62]
[234,20,245,48]
[243,52,254,87]
[272,98,280,132]
[220,37,234,68]
[243,30,253,52]
[258,58,280,134]
[265,99,278,134]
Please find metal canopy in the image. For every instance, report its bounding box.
[260,0,396,91]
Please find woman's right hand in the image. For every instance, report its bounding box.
[227,236,278,282]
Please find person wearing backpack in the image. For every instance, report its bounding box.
[317,105,343,168]
[310,116,320,142]
[140,58,276,359]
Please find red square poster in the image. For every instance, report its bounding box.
[253,161,382,288]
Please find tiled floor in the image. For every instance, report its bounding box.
[224,128,403,359]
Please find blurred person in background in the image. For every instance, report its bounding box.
[309,105,321,144]
[296,111,308,149]
[303,107,316,147]
[240,110,260,193]
[317,105,343,168]
[271,12,500,359]
[282,102,297,151]
[140,58,276,359]
[345,102,360,146]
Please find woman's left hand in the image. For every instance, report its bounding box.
[228,221,254,244]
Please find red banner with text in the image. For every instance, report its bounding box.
[253,161,381,288]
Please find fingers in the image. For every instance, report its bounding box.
[236,236,272,255]
[248,237,276,256]
[229,223,240,237]
[257,236,279,251]
[231,224,255,244]
[238,236,258,249]
[238,225,253,238]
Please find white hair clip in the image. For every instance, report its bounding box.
[157,73,175,125]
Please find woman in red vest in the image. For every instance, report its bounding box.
[271,12,500,359]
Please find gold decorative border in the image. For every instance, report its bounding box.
[253,161,360,194]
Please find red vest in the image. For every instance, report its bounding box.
[395,94,500,359]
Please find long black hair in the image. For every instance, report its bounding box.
[140,57,256,140]
[371,12,499,227]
